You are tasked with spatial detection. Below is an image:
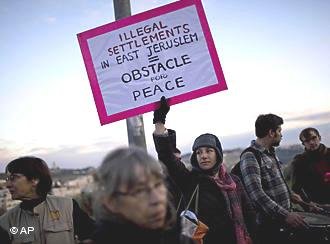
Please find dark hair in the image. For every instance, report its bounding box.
[299,127,320,142]
[255,114,283,138]
[6,156,52,197]
[174,148,181,154]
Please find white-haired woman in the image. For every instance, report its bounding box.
[91,147,195,244]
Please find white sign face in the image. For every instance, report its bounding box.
[78,0,227,125]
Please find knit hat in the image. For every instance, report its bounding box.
[190,133,223,175]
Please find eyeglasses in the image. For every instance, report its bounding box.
[113,180,165,199]
[5,173,25,182]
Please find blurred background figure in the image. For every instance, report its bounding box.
[174,148,182,161]
[291,127,330,206]
[79,184,96,219]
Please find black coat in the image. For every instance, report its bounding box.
[92,219,194,244]
[291,144,330,204]
[154,130,256,244]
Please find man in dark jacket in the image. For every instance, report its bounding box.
[240,114,311,244]
[291,127,330,205]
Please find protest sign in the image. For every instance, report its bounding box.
[77,0,227,125]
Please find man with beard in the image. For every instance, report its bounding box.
[291,127,330,205]
[240,114,308,244]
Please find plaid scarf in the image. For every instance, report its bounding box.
[212,165,252,244]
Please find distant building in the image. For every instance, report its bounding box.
[50,161,60,173]
[0,170,95,215]
[51,175,94,198]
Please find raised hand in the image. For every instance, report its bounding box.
[153,96,170,124]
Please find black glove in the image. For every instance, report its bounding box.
[153,96,170,124]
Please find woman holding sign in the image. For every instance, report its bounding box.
[153,97,256,244]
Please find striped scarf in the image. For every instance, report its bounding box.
[212,165,252,244]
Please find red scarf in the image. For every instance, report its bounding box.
[212,165,252,244]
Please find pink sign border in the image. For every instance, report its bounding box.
[77,0,227,125]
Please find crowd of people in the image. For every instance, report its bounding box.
[0,96,329,244]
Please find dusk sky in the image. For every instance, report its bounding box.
[1,0,329,172]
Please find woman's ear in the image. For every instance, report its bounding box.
[268,129,275,138]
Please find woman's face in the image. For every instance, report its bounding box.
[6,173,39,200]
[196,147,217,170]
[102,165,168,229]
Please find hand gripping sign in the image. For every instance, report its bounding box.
[77,0,227,125]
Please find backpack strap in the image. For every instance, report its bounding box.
[176,184,200,215]
[184,184,200,215]
[240,147,262,167]
[176,195,184,214]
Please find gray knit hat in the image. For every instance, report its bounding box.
[192,134,223,158]
[190,133,223,174]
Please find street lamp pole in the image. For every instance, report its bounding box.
[113,0,147,150]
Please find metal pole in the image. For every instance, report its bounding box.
[113,0,147,150]
[113,0,131,20]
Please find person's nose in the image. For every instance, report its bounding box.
[201,151,208,159]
